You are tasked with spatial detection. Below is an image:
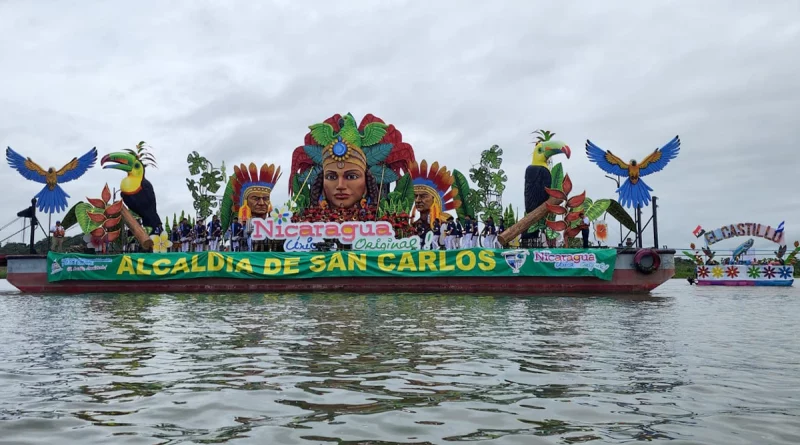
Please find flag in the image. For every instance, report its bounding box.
[693,225,705,237]
[775,221,785,235]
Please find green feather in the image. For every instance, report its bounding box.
[309,123,335,146]
[606,199,636,232]
[361,122,388,147]
[452,169,475,219]
[369,165,398,184]
[365,143,392,166]
[219,176,236,231]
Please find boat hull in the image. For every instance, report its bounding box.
[6,249,675,295]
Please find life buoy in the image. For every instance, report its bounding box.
[634,249,661,274]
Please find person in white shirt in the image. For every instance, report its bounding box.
[580,212,591,248]
[50,220,65,252]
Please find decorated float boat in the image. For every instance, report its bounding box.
[5,248,675,295]
[686,222,797,287]
[4,113,682,295]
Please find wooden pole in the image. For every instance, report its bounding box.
[497,196,562,246]
[121,207,153,250]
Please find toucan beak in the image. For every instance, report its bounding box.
[101,152,135,172]
[544,144,571,160]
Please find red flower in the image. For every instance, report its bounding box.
[726,266,740,278]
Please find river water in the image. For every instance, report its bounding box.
[0,279,798,444]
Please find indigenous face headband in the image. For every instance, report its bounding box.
[322,136,368,171]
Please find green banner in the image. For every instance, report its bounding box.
[47,248,617,282]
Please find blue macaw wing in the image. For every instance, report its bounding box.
[55,147,98,183]
[639,135,680,177]
[6,146,48,184]
[585,140,629,177]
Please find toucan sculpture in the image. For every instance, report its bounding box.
[101,151,162,230]
[523,137,571,238]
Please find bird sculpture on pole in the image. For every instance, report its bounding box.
[6,146,98,213]
[585,135,680,209]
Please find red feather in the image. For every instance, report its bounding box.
[248,163,258,182]
[409,160,420,179]
[260,164,269,183]
[358,114,386,131]
[442,189,456,202]
[289,146,314,194]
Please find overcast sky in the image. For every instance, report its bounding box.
[1,0,798,253]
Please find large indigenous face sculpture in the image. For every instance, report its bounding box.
[408,159,461,225]
[289,112,416,220]
[232,163,281,219]
[321,135,370,209]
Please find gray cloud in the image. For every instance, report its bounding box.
[1,0,798,255]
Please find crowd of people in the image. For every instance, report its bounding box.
[117,213,511,253]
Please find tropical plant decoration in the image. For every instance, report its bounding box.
[78,184,123,253]
[543,174,587,247]
[378,172,415,218]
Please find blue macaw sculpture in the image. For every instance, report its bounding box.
[6,146,98,213]
[585,135,680,208]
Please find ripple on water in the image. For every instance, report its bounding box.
[0,281,799,444]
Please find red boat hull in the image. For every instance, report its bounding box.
[5,250,675,295]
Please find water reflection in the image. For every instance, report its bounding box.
[1,281,799,444]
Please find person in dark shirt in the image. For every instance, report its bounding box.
[208,215,222,251]
[170,224,181,252]
[482,216,497,248]
[230,217,244,252]
[454,217,464,249]
[194,218,207,252]
[179,218,192,252]
[432,219,442,250]
[463,215,474,248]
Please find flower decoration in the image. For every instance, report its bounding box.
[271,206,292,225]
[778,266,793,279]
[151,232,173,253]
[711,266,724,278]
[697,266,709,278]
[726,266,740,278]
[763,266,776,279]
[747,266,761,279]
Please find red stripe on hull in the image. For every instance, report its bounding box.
[7,268,674,295]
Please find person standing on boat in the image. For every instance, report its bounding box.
[179,217,192,252]
[229,217,244,252]
[444,215,456,250]
[482,216,497,249]
[472,218,479,247]
[208,215,222,251]
[462,215,473,249]
[454,217,464,249]
[170,223,181,252]
[580,212,591,248]
[194,218,207,252]
[50,220,65,252]
[431,218,442,250]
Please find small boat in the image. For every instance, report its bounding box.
[5,248,675,295]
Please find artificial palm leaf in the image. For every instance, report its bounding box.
[452,169,475,219]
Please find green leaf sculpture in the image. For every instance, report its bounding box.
[606,199,636,232]
[452,169,475,219]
